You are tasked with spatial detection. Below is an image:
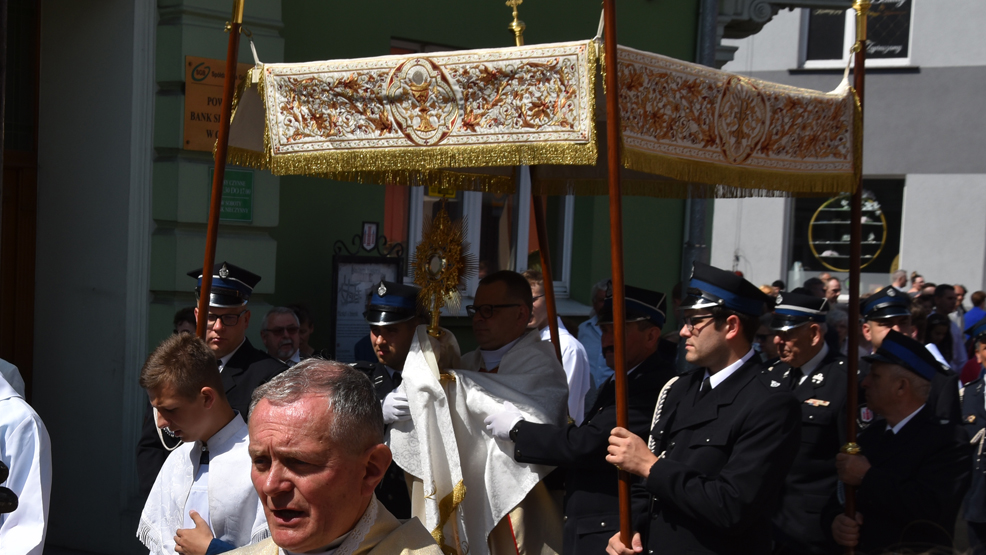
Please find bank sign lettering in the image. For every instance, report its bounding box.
[208,168,254,222]
[184,56,253,152]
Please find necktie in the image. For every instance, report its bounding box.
[392,371,402,388]
[790,368,803,390]
[695,376,712,403]
[200,447,210,467]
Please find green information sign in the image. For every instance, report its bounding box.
[208,168,254,222]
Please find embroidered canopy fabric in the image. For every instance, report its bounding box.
[227,40,860,197]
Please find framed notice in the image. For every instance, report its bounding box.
[330,256,402,362]
[184,56,253,151]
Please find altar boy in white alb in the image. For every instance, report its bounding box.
[137,333,268,555]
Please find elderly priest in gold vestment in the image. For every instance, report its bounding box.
[225,359,442,555]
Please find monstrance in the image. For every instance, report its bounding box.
[412,201,474,338]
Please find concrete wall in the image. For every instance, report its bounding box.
[710,197,791,288]
[35,1,153,551]
[899,174,986,292]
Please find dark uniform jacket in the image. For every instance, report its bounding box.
[355,360,412,520]
[762,348,847,554]
[962,377,986,523]
[858,357,962,431]
[634,355,801,555]
[136,338,287,498]
[511,349,677,555]
[822,406,971,553]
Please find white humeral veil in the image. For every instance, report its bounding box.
[390,326,567,555]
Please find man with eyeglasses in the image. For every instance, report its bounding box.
[605,262,800,555]
[760,292,847,555]
[458,270,569,555]
[489,284,675,555]
[523,269,590,425]
[136,262,287,500]
[353,280,428,519]
[260,307,303,365]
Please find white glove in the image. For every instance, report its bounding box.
[382,389,411,425]
[484,401,524,441]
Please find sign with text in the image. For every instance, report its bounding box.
[208,168,254,222]
[184,56,253,152]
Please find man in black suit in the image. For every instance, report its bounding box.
[605,262,801,555]
[487,284,675,555]
[136,262,286,498]
[761,292,847,554]
[826,330,971,553]
[353,280,424,519]
[960,317,986,554]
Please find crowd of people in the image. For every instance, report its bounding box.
[5,259,986,555]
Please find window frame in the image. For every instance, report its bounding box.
[406,168,575,313]
[799,5,915,70]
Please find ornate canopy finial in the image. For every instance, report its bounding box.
[506,0,526,47]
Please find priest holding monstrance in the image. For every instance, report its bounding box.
[388,206,568,555]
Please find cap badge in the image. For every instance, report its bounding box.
[219,263,229,279]
[770,380,781,388]
[776,294,783,305]
[887,288,896,297]
[859,405,874,423]
[812,373,825,386]
[378,282,388,296]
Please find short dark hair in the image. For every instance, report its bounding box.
[250,359,384,454]
[140,333,223,400]
[803,277,824,289]
[909,301,929,340]
[479,270,535,313]
[771,280,785,290]
[972,291,986,308]
[934,284,955,298]
[173,307,196,331]
[710,306,759,344]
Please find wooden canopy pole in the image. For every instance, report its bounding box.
[507,1,562,363]
[601,0,633,546]
[843,2,869,553]
[196,0,246,339]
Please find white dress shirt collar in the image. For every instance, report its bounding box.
[888,403,926,434]
[218,338,246,372]
[706,348,756,389]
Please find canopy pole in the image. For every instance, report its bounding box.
[843,2,869,554]
[196,0,245,339]
[601,0,632,546]
[505,1,563,362]
[532,195,563,362]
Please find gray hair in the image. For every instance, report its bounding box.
[249,359,384,453]
[887,364,931,401]
[891,269,907,282]
[263,306,300,330]
[590,278,610,298]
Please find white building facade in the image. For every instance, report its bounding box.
[711,1,986,294]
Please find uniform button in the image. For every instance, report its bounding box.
[705,438,710,442]
[809,415,814,420]
[600,521,606,527]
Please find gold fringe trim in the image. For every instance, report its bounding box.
[531,177,838,199]
[431,480,467,555]
[266,141,596,175]
[619,146,857,198]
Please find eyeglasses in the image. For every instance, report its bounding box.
[466,304,522,319]
[755,333,774,343]
[532,295,545,301]
[206,311,247,327]
[682,314,715,332]
[264,326,299,336]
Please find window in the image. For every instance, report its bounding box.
[802,1,913,68]
[787,179,904,276]
[406,169,575,307]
